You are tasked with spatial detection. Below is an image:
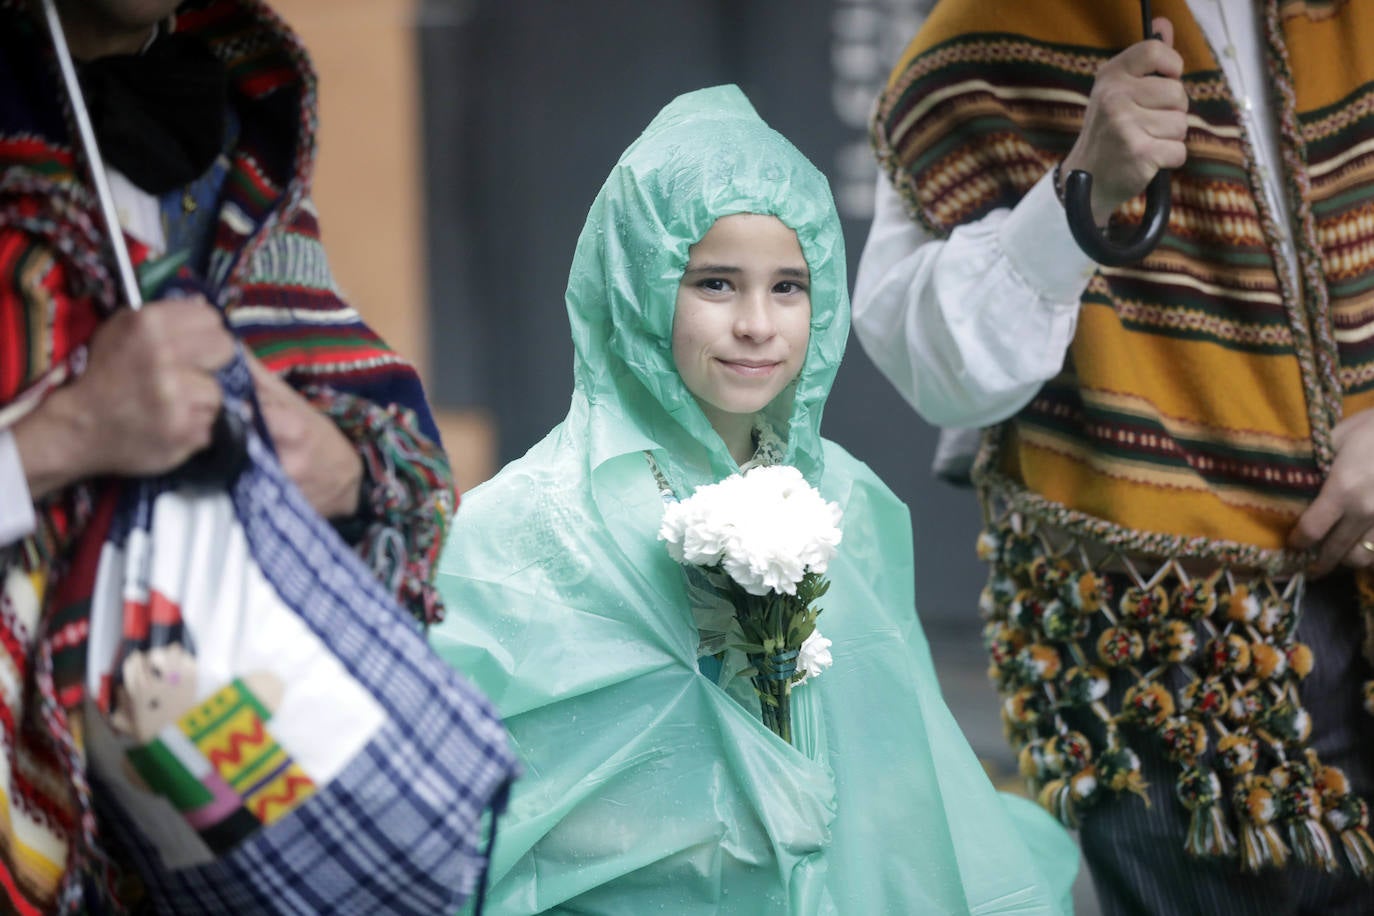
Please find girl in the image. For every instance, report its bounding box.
[431,85,1077,914]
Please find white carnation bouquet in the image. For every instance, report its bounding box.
[659,465,841,744]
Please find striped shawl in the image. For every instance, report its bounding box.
[876,0,1374,566]
[0,0,456,910]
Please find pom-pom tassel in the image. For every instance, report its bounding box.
[1236,778,1290,872]
[1324,795,1374,878]
[1270,767,1339,872]
[1285,816,1339,873]
[1338,827,1374,878]
[1177,766,1236,859]
[1018,738,1048,782]
[1037,778,1077,828]
[1098,745,1151,806]
[1037,765,1099,828]
[1187,803,1237,860]
[1238,821,1290,873]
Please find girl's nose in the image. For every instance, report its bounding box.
[733,292,776,341]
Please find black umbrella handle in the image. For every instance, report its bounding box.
[1062,0,1171,266]
[1064,169,1171,266]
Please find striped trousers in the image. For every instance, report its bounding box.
[1078,571,1374,916]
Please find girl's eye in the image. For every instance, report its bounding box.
[774,281,808,295]
[698,278,731,292]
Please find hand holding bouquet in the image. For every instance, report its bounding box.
[660,466,841,744]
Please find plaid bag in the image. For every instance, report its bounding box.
[82,355,517,915]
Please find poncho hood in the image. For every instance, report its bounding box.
[565,85,847,491]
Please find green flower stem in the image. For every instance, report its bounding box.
[730,571,830,745]
[752,647,799,744]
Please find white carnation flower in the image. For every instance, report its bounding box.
[660,465,842,596]
[660,465,843,744]
[794,630,833,685]
[658,502,692,563]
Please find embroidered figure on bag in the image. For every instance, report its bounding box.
[110,644,318,853]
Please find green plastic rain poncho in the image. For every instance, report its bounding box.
[431,86,1078,914]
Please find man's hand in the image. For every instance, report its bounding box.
[245,354,363,520]
[1289,408,1374,576]
[14,297,234,499]
[1061,17,1189,226]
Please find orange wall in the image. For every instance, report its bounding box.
[271,0,495,492]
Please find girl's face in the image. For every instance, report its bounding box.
[671,214,811,437]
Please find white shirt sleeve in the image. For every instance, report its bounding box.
[850,168,1099,428]
[0,428,36,548]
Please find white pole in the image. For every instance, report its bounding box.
[40,0,144,309]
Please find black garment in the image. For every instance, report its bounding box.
[1079,572,1374,916]
[78,30,227,194]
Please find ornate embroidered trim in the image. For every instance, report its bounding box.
[979,505,1374,876]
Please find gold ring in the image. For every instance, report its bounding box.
[1361,540,1374,555]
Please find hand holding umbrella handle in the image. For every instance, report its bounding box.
[1062,0,1171,267]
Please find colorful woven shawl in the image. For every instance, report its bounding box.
[875,0,1374,878]
[0,1,455,910]
[877,0,1374,560]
